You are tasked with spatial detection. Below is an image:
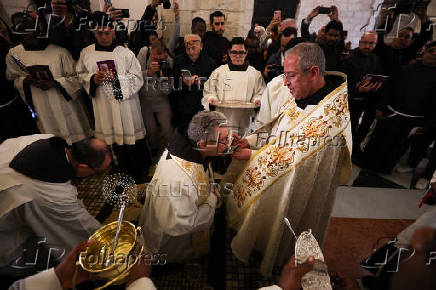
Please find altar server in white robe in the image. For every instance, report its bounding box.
[139,111,232,263]
[228,43,352,276]
[202,37,265,110]
[6,16,90,145]
[76,12,149,182]
[0,134,112,269]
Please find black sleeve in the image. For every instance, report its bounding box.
[141,4,157,23]
[89,74,97,98]
[407,20,434,56]
[301,19,311,40]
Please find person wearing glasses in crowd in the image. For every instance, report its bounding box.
[171,34,216,127]
[0,135,112,273]
[203,11,230,65]
[202,37,265,111]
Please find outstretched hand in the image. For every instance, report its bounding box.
[278,255,315,290]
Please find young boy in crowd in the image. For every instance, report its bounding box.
[76,12,150,182]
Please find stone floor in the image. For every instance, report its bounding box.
[71,156,433,289]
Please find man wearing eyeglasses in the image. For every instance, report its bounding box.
[227,43,351,276]
[0,135,112,272]
[139,111,229,264]
[343,31,383,147]
[203,11,230,65]
[202,37,265,115]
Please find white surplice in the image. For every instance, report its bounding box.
[0,135,100,267]
[225,72,352,276]
[139,151,217,263]
[255,74,292,129]
[76,44,145,145]
[202,64,265,110]
[6,44,91,145]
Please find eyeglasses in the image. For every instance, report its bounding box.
[230,50,246,55]
[214,22,225,26]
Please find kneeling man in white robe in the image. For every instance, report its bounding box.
[228,43,352,275]
[139,111,231,263]
[0,134,112,271]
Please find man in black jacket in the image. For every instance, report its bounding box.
[343,31,383,144]
[355,42,436,173]
[203,11,230,66]
[171,34,216,127]
[373,7,433,76]
[301,6,344,71]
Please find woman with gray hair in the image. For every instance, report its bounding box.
[139,111,231,263]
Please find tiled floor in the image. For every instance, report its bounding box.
[73,159,433,289]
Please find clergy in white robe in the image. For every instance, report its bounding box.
[0,135,112,269]
[139,111,231,263]
[254,74,292,129]
[227,43,352,276]
[6,43,91,145]
[76,12,150,182]
[202,37,265,112]
[76,14,145,146]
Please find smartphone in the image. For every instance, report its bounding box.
[317,7,331,14]
[363,74,389,83]
[181,69,192,79]
[273,10,282,21]
[118,8,130,18]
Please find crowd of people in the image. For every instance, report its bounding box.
[0,0,436,289]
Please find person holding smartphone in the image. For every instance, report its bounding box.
[171,34,216,127]
[301,5,344,71]
[343,31,383,145]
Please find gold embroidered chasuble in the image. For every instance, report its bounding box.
[226,72,352,276]
[140,150,216,263]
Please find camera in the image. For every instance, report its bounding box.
[158,60,172,77]
[161,0,171,9]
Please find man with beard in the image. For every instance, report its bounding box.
[301,6,344,71]
[343,31,383,144]
[203,11,230,66]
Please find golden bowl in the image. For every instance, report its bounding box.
[79,221,143,285]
